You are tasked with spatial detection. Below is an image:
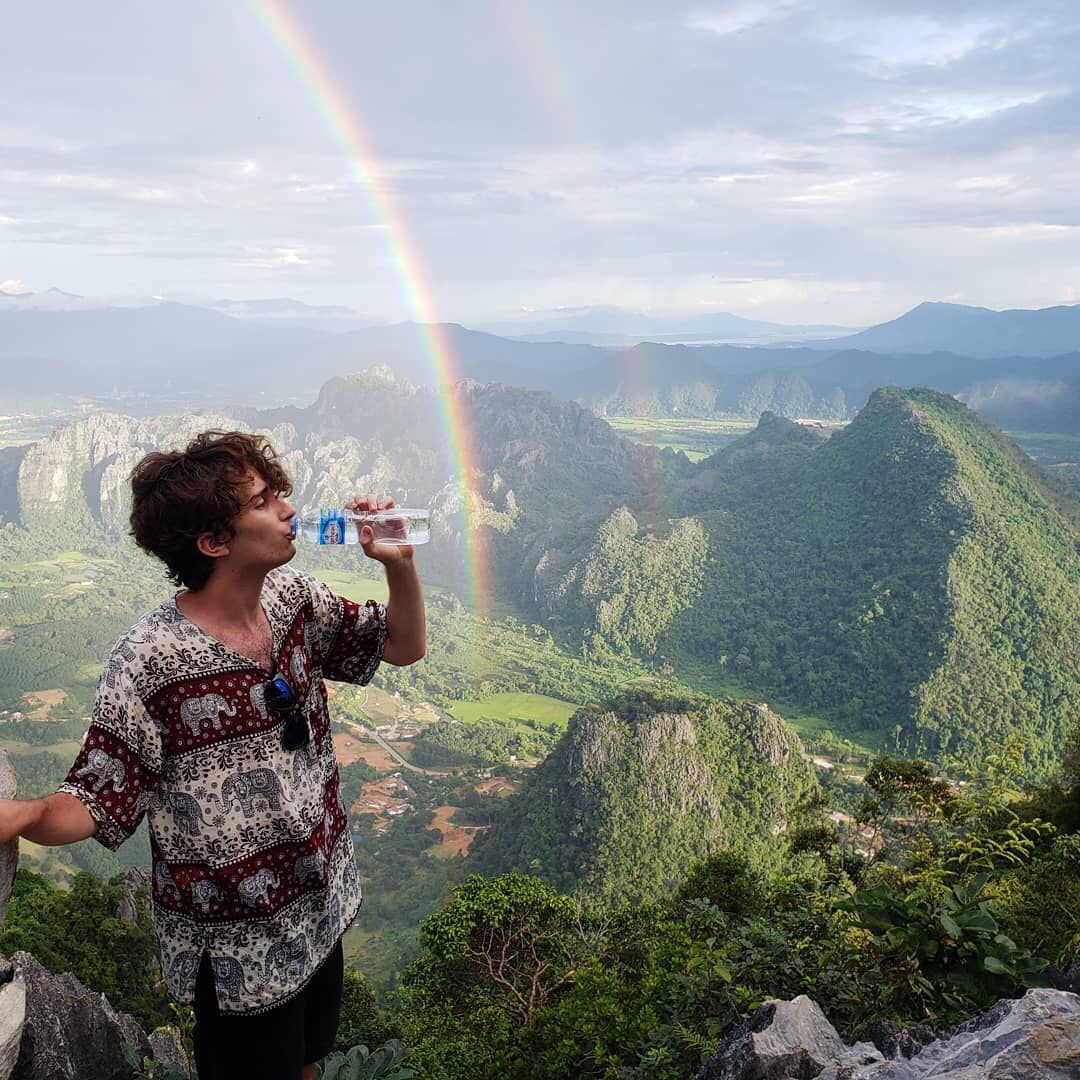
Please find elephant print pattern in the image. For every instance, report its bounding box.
[73,749,126,793]
[238,868,279,907]
[158,791,209,837]
[293,853,324,886]
[179,693,237,735]
[58,564,387,1013]
[264,933,309,982]
[211,956,247,1002]
[249,682,268,721]
[191,879,221,914]
[155,862,178,899]
[220,768,288,818]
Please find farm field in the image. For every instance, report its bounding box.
[607,415,844,460]
[308,566,389,605]
[1008,431,1080,493]
[445,691,578,730]
[606,416,757,460]
[426,804,485,858]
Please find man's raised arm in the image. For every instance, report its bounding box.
[0,792,97,846]
[349,494,426,667]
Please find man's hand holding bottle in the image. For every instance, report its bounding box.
[345,494,414,564]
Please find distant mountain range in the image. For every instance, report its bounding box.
[0,288,374,334]
[476,305,854,344]
[1,290,849,342]
[2,292,1078,433]
[7,288,1080,355]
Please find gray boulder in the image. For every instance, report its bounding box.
[696,995,884,1079]
[847,987,1080,1078]
[0,972,25,1080]
[853,1020,936,1061]
[148,1027,190,1074]
[114,867,151,926]
[698,989,1080,1080]
[8,950,151,1080]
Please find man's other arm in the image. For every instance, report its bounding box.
[382,557,426,666]
[0,793,97,845]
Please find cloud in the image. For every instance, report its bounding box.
[833,14,1011,70]
[685,2,800,37]
[234,248,313,271]
[2,1,1080,323]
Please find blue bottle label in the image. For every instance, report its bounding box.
[319,508,346,545]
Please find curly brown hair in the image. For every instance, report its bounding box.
[130,430,293,591]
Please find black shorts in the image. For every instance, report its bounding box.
[192,940,344,1080]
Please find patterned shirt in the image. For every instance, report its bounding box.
[59,565,387,1013]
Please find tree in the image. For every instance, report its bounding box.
[335,968,391,1054]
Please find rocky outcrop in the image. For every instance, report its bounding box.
[0,979,24,1080]
[697,989,1080,1079]
[696,997,884,1079]
[114,867,151,926]
[0,757,183,1080]
[15,411,241,529]
[147,1027,190,1075]
[5,951,152,1080]
[744,703,793,768]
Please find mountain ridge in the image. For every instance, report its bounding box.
[813,299,1080,357]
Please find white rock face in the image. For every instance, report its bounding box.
[846,988,1080,1079]
[0,980,26,1080]
[16,411,242,526]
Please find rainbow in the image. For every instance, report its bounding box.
[248,0,490,617]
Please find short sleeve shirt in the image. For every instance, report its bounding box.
[58,565,387,1013]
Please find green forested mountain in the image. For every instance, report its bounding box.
[531,389,1079,772]
[469,687,818,902]
[2,379,1076,772]
[674,390,1079,769]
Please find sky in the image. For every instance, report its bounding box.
[2,0,1080,326]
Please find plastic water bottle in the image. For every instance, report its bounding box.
[290,507,431,546]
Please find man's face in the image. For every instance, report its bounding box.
[220,468,297,573]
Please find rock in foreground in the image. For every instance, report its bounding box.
[6,951,152,1080]
[698,988,1080,1079]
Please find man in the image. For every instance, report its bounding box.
[0,431,425,1080]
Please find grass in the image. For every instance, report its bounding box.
[607,415,846,461]
[3,739,83,759]
[310,567,390,605]
[446,691,578,730]
[18,839,78,883]
[607,416,756,459]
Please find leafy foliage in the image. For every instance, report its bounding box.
[0,869,170,1030]
[659,389,1080,773]
[316,1041,415,1080]
[335,968,392,1054]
